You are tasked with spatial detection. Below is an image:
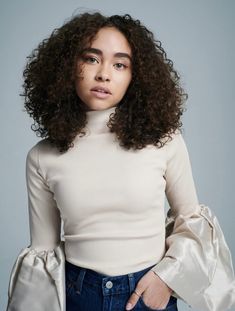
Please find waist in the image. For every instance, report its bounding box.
[65,259,156,283]
[64,236,166,276]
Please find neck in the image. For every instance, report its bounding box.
[85,105,117,134]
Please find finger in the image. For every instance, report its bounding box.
[125,289,142,310]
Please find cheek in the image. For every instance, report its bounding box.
[121,74,132,92]
[115,77,131,100]
[75,78,85,98]
[75,69,90,91]
[76,63,93,80]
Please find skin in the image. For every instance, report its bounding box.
[75,26,132,111]
[76,26,173,310]
[125,271,173,310]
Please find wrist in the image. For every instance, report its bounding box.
[151,270,173,293]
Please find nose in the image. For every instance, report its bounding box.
[95,64,110,82]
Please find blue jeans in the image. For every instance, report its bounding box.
[65,260,178,311]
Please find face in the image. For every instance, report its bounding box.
[75,27,132,111]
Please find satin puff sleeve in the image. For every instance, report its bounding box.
[150,132,235,311]
[6,142,66,311]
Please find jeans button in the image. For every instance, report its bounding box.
[105,281,113,289]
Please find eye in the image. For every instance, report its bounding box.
[114,63,128,70]
[83,56,99,64]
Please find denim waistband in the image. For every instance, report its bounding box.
[65,260,157,296]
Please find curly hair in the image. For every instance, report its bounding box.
[22,11,187,153]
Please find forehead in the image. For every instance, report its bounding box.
[89,27,132,55]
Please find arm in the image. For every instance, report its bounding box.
[7,142,65,311]
[150,132,235,311]
[163,132,200,217]
[26,142,61,251]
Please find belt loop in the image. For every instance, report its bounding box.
[128,273,135,294]
[75,268,86,294]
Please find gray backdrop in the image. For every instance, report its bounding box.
[1,0,234,310]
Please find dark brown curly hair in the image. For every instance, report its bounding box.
[22,11,187,153]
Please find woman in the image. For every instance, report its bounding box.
[6,11,235,311]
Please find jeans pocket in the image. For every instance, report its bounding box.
[138,295,177,311]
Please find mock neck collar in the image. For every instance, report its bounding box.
[85,105,117,134]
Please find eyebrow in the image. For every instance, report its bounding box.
[81,48,132,62]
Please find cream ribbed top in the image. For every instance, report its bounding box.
[26,105,200,276]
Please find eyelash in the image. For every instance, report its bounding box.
[83,56,128,69]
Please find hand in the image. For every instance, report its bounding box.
[125,270,173,310]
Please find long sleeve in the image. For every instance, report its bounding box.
[150,132,235,311]
[26,142,61,251]
[6,142,66,311]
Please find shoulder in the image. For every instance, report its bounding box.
[27,137,59,157]
[26,138,51,160]
[162,129,185,149]
[26,138,58,173]
[162,130,189,161]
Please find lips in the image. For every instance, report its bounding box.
[91,86,111,94]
